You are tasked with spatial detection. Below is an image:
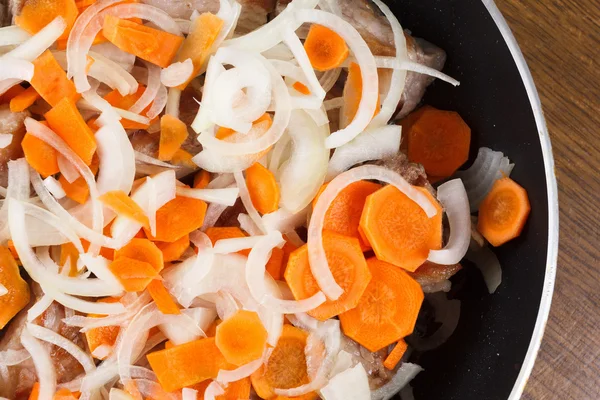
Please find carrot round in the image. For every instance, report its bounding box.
[108,257,158,292]
[148,280,180,315]
[407,107,471,177]
[85,297,122,360]
[114,238,164,273]
[246,162,280,215]
[15,0,78,40]
[159,114,188,161]
[22,132,60,178]
[383,339,408,370]
[194,170,211,189]
[216,310,267,366]
[155,234,190,262]
[0,246,30,329]
[284,231,370,321]
[251,325,314,399]
[314,181,382,251]
[359,185,443,272]
[304,24,349,71]
[339,257,423,352]
[143,196,207,243]
[98,190,150,228]
[477,177,531,247]
[218,377,251,400]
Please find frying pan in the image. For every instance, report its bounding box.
[389,0,558,398]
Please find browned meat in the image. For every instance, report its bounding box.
[341,336,394,390]
[0,0,22,26]
[373,151,433,193]
[0,105,29,187]
[140,0,218,19]
[410,261,462,288]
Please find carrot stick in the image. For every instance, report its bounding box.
[477,177,531,247]
[45,97,97,165]
[304,24,349,71]
[284,231,370,321]
[216,310,268,366]
[314,181,382,251]
[383,339,408,370]
[266,247,285,281]
[148,280,180,315]
[103,16,184,68]
[246,162,280,215]
[175,13,224,89]
[15,0,78,40]
[85,297,122,360]
[109,256,158,292]
[114,238,164,273]
[155,234,190,262]
[292,82,311,95]
[147,337,233,392]
[406,107,471,178]
[103,85,158,130]
[251,325,314,399]
[216,113,273,141]
[9,86,40,113]
[194,170,211,189]
[22,132,60,178]
[342,62,380,126]
[339,257,423,352]
[143,196,207,243]
[159,114,188,161]
[30,51,80,107]
[0,85,25,104]
[359,185,443,272]
[98,190,150,228]
[0,246,30,329]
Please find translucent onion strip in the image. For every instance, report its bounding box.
[0,26,31,46]
[21,329,56,400]
[130,61,161,114]
[175,187,239,206]
[160,58,193,87]
[0,349,30,366]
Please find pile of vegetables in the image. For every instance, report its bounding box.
[0,0,531,399]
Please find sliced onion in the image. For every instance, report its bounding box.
[27,295,54,322]
[305,107,329,127]
[213,234,266,254]
[215,291,239,320]
[233,171,266,233]
[79,253,124,290]
[176,187,239,206]
[21,203,81,247]
[161,58,193,87]
[130,61,161,114]
[319,68,342,93]
[88,51,139,96]
[94,119,136,195]
[0,26,31,46]
[90,42,136,72]
[238,213,263,236]
[408,292,460,351]
[165,87,182,118]
[371,363,423,400]
[319,363,370,400]
[216,349,267,383]
[57,154,80,183]
[0,58,34,82]
[428,179,470,265]
[262,207,308,234]
[43,176,66,199]
[21,329,56,400]
[109,388,135,400]
[158,311,208,345]
[182,388,197,400]
[147,84,168,119]
[134,151,179,170]
[267,130,291,175]
[466,246,502,293]
[282,29,326,101]
[0,158,31,241]
[203,381,225,400]
[309,165,436,299]
[326,125,401,181]
[0,349,30,366]
[92,344,113,360]
[0,283,6,296]
[0,134,12,149]
[324,97,343,111]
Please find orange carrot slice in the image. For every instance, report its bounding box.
[103,16,183,68]
[175,13,224,89]
[9,86,40,113]
[339,257,423,352]
[159,114,188,161]
[477,177,530,247]
[147,337,233,392]
[170,149,196,168]
[148,280,180,315]
[15,0,78,40]
[205,227,249,256]
[103,85,157,130]
[359,185,443,272]
[155,234,190,262]
[292,82,311,95]
[342,62,380,125]
[60,242,80,277]
[53,388,81,399]
[114,238,164,273]
[22,132,60,178]
[85,297,121,360]
[144,196,207,243]
[205,319,222,337]
[31,51,80,107]
[194,170,211,189]
[109,257,158,292]
[246,162,280,215]
[217,377,251,400]
[216,310,267,366]
[265,247,285,281]
[45,97,97,165]
[99,190,149,227]
[0,85,25,104]
[407,107,471,177]
[284,231,370,321]
[58,153,99,204]
[383,339,408,370]
[304,24,349,71]
[0,246,30,329]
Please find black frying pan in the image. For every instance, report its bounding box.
[387,0,558,399]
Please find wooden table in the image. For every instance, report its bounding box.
[494,1,600,399]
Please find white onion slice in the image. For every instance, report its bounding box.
[21,202,81,247]
[216,349,266,383]
[238,213,263,237]
[0,349,30,366]
[203,381,225,400]
[309,165,436,299]
[324,97,343,111]
[130,61,161,114]
[89,51,139,96]
[109,388,135,400]
[262,207,308,234]
[213,234,266,254]
[43,176,66,199]
[319,68,342,93]
[27,295,54,322]
[428,179,470,265]
[319,363,370,400]
[0,134,13,149]
[326,125,401,181]
[371,363,424,400]
[182,388,197,400]
[466,246,502,293]
[175,187,239,206]
[161,59,194,87]
[0,26,31,46]
[0,283,6,296]
[233,171,266,233]
[147,84,168,119]
[57,154,80,184]
[158,311,207,346]
[134,151,179,170]
[94,121,136,195]
[0,58,34,82]
[372,57,459,87]
[165,87,182,118]
[90,42,135,72]
[282,29,326,101]
[21,329,56,400]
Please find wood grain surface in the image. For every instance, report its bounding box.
[494,1,600,399]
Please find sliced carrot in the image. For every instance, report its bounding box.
[359,185,443,272]
[477,177,531,247]
[59,175,89,204]
[147,337,233,392]
[103,16,183,68]
[28,383,40,400]
[205,319,222,337]
[9,86,40,113]
[108,257,158,292]
[304,24,349,71]
[0,85,25,104]
[284,231,370,321]
[266,247,285,281]
[155,234,190,262]
[114,238,164,273]
[246,162,280,215]
[85,297,121,360]
[45,97,97,165]
[342,62,380,125]
[292,82,311,95]
[60,242,80,277]
[31,51,80,107]
[251,325,315,399]
[144,196,207,243]
[205,227,249,257]
[406,107,471,177]
[148,280,180,315]
[194,170,211,189]
[15,0,78,40]
[171,149,196,168]
[281,236,299,268]
[22,133,60,178]
[53,388,81,399]
[274,394,317,400]
[216,310,267,366]
[217,377,251,400]
[383,339,408,370]
[104,85,158,129]
[159,114,188,161]
[98,190,149,228]
[175,13,224,89]
[0,246,30,329]
[339,257,423,352]
[7,240,18,260]
[314,181,382,251]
